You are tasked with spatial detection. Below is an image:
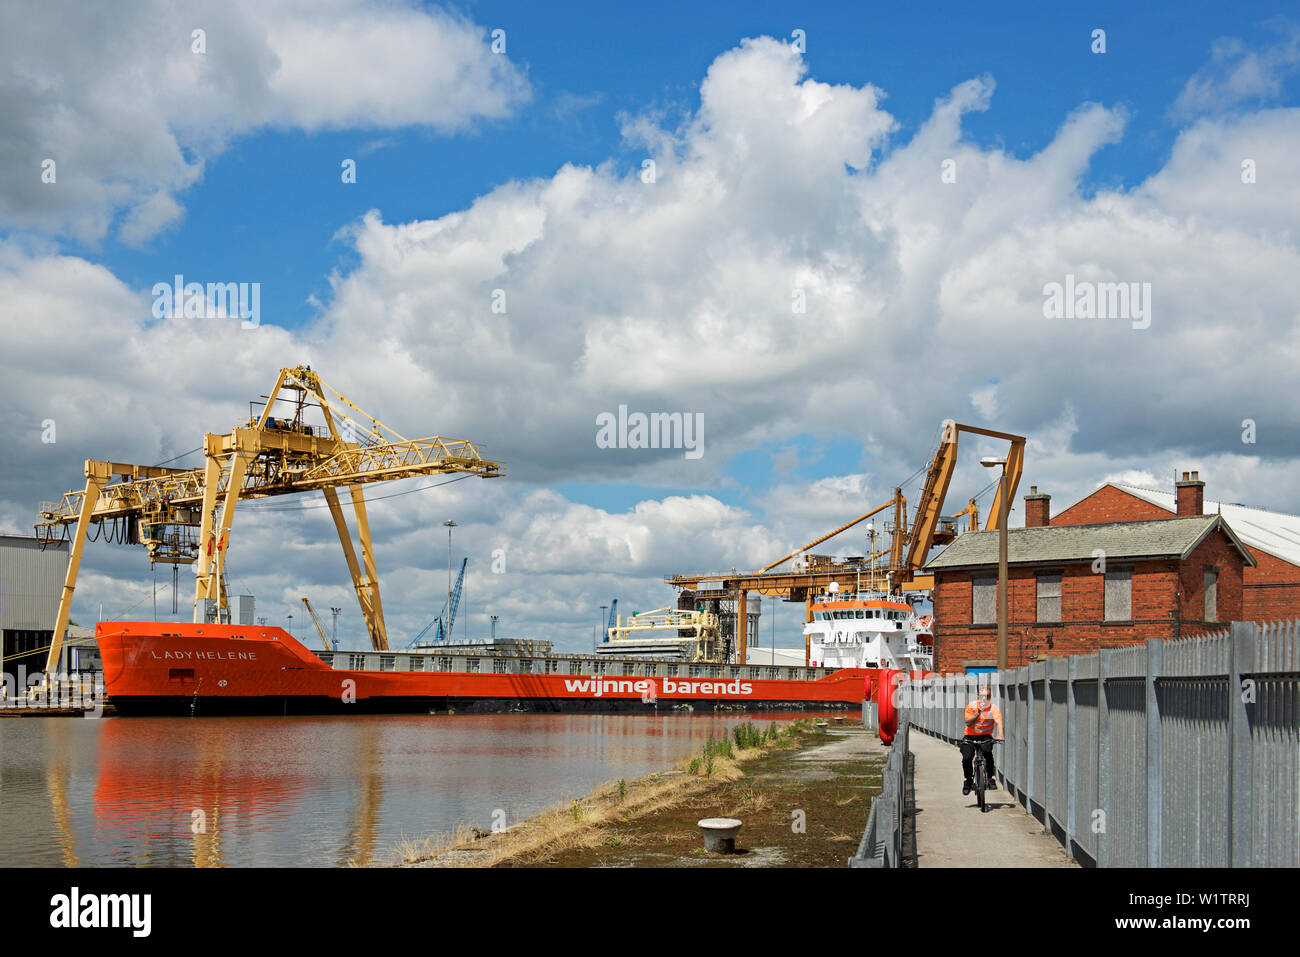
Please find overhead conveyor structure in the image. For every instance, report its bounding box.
[35,365,503,676]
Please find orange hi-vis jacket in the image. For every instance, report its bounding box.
[964,700,1002,736]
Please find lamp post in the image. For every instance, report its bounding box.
[443,520,457,643]
[981,456,1009,671]
[331,607,341,651]
[286,613,294,640]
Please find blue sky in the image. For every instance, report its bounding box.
[77,1,1297,337]
[3,1,1299,648]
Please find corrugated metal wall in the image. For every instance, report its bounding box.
[0,535,68,631]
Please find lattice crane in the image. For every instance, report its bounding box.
[407,557,467,648]
[35,365,503,673]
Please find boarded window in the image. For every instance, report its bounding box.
[1204,568,1218,622]
[1105,568,1132,621]
[972,576,996,624]
[1036,573,1062,622]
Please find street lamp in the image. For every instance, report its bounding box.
[331,607,342,650]
[443,520,457,643]
[286,613,294,640]
[981,456,1009,671]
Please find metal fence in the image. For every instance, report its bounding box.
[900,620,1299,867]
[849,717,909,867]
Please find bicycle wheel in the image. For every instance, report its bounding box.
[974,745,987,811]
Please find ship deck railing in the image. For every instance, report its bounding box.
[313,649,838,683]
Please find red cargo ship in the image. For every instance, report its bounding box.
[97,621,887,716]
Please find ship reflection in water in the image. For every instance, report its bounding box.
[0,711,829,867]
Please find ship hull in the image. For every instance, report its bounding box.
[97,623,877,717]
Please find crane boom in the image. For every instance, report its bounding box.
[757,493,901,573]
[900,421,1024,583]
[444,557,467,642]
[408,557,467,648]
[35,365,503,674]
[301,597,333,652]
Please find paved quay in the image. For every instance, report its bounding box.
[907,729,1077,868]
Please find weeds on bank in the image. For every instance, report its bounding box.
[394,717,827,867]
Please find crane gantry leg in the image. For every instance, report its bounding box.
[42,460,111,676]
[192,451,222,622]
[194,445,252,623]
[737,590,748,665]
[348,485,388,650]
[207,449,253,620]
[322,486,389,651]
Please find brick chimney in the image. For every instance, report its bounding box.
[1176,471,1205,516]
[1024,485,1051,527]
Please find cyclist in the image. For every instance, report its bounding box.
[961,684,1003,795]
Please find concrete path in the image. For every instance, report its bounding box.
[908,730,1076,868]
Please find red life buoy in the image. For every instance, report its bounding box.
[878,668,900,746]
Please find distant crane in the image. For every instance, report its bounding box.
[408,557,467,648]
[301,597,334,652]
[606,599,618,643]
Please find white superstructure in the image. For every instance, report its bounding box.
[804,588,933,672]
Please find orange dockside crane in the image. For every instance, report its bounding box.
[667,421,1025,664]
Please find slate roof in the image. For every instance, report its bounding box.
[924,514,1255,572]
[1113,484,1300,568]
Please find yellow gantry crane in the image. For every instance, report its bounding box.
[35,365,502,674]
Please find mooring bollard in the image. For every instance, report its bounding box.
[698,818,742,853]
[833,715,844,725]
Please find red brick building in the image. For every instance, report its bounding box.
[1041,473,1300,622]
[924,515,1254,672]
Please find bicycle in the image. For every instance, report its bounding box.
[972,741,988,811]
[963,735,1001,812]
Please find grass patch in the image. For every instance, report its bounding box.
[393,718,825,868]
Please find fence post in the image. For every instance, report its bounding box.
[1097,647,1111,868]
[1016,666,1028,802]
[1027,660,1039,816]
[1066,653,1078,859]
[998,665,1008,785]
[1040,660,1050,826]
[1145,638,1163,868]
[1227,621,1255,867]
